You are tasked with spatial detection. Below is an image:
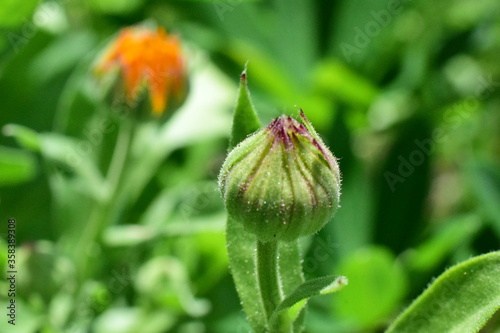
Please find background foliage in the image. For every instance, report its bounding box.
[0,0,499,332]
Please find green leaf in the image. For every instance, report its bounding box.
[271,275,348,325]
[0,146,37,186]
[4,124,107,200]
[223,71,263,329]
[40,133,107,199]
[3,124,41,151]
[227,217,308,332]
[229,218,338,333]
[386,251,500,333]
[226,217,267,332]
[224,70,264,329]
[229,68,261,150]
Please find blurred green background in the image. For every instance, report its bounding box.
[0,0,499,332]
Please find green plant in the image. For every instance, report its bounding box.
[219,70,347,332]
[219,71,500,333]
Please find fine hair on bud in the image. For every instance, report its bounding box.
[219,110,341,242]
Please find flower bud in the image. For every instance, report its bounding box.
[94,25,186,118]
[219,111,341,242]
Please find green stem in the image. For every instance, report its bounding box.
[257,240,281,319]
[106,119,133,194]
[257,240,292,332]
[73,119,134,280]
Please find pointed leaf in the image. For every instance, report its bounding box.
[3,124,41,151]
[271,275,348,326]
[386,251,500,333]
[229,69,261,149]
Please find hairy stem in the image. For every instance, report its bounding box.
[257,240,281,318]
[257,239,293,332]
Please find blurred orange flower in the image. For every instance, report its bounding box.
[96,26,184,116]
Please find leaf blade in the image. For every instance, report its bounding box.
[226,217,268,332]
[229,69,261,150]
[271,275,348,326]
[386,251,500,333]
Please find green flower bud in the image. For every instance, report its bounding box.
[219,111,341,242]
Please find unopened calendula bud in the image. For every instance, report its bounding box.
[219,110,341,242]
[94,25,186,118]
